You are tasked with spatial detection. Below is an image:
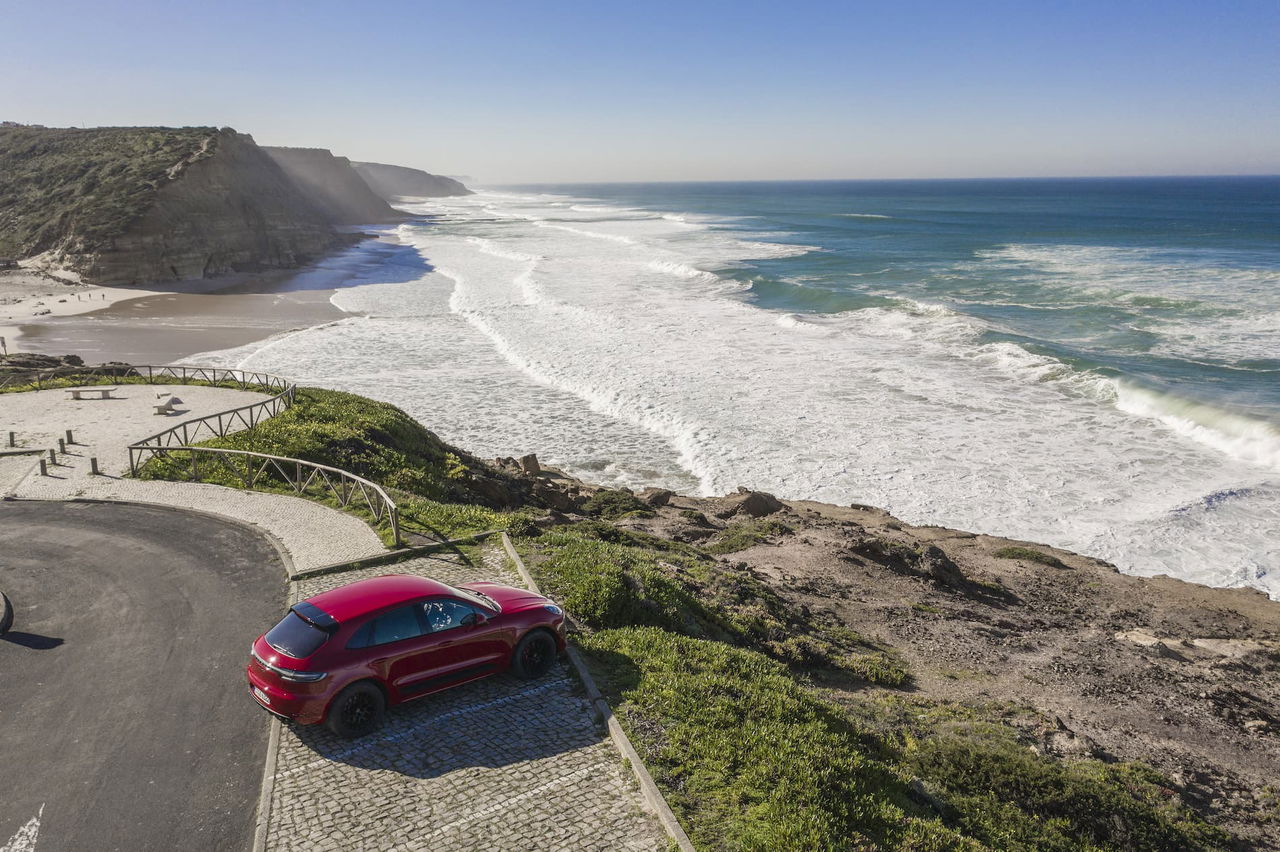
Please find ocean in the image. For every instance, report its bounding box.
[195,177,1280,597]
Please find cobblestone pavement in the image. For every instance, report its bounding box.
[266,552,669,851]
[3,387,384,570]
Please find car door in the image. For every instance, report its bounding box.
[352,602,439,702]
[417,598,507,688]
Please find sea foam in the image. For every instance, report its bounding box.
[191,190,1280,599]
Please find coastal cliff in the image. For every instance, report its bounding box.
[263,147,405,225]
[87,131,356,284]
[0,125,467,286]
[351,160,472,199]
[0,126,345,284]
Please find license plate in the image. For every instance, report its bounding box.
[253,687,270,705]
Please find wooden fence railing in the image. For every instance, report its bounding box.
[6,361,401,544]
[128,446,400,544]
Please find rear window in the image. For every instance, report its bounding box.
[265,612,329,658]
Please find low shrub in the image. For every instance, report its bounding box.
[704,518,793,554]
[992,546,1067,569]
[581,488,655,519]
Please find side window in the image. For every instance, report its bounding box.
[422,599,478,633]
[348,605,425,649]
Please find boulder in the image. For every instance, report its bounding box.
[518,453,541,474]
[722,487,784,518]
[918,545,965,586]
[532,480,578,513]
[639,488,674,508]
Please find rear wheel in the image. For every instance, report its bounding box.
[325,681,385,739]
[0,592,12,635]
[511,630,556,680]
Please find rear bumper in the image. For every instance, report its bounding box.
[246,665,327,725]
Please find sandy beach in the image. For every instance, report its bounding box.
[0,250,375,364]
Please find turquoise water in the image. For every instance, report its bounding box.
[518,177,1280,419]
[198,177,1280,596]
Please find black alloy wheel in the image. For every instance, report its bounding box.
[326,681,386,739]
[512,630,556,680]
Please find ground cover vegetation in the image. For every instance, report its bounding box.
[138,387,524,541]
[514,523,1230,851]
[0,126,215,258]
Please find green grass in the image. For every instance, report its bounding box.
[905,727,1229,850]
[580,628,971,851]
[703,518,793,554]
[520,522,908,684]
[138,387,528,541]
[0,125,217,258]
[584,630,1230,852]
[993,546,1068,569]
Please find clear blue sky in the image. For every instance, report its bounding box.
[2,0,1277,182]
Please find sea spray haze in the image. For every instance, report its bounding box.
[194,177,1280,597]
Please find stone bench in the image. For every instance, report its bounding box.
[66,386,118,400]
[153,395,184,415]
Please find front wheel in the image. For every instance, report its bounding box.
[511,630,556,680]
[325,681,385,739]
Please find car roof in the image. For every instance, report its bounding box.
[304,574,457,623]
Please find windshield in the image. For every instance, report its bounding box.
[265,611,329,658]
[450,585,501,613]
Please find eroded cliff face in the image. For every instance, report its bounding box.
[83,131,347,285]
[352,161,472,199]
[263,147,405,225]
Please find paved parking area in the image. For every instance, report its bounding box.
[0,500,285,852]
[263,551,668,852]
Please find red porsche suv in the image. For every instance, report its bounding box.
[247,574,567,737]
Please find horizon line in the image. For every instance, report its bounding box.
[492,173,1280,187]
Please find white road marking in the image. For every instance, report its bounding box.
[1,804,44,852]
[278,677,572,779]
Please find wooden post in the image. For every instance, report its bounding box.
[39,459,47,476]
[7,431,14,448]
[58,438,66,454]
[65,429,74,444]
[90,457,100,476]
[48,448,56,465]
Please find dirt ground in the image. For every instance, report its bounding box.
[608,489,1280,848]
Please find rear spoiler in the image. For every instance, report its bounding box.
[291,601,339,632]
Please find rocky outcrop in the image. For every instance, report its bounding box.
[263,147,405,225]
[82,131,348,285]
[352,161,472,199]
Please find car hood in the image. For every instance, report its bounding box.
[462,581,551,612]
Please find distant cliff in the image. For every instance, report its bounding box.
[0,126,349,284]
[263,147,405,225]
[352,161,472,199]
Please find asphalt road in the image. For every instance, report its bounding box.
[0,500,285,852]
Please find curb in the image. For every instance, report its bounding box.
[290,530,501,581]
[499,533,696,852]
